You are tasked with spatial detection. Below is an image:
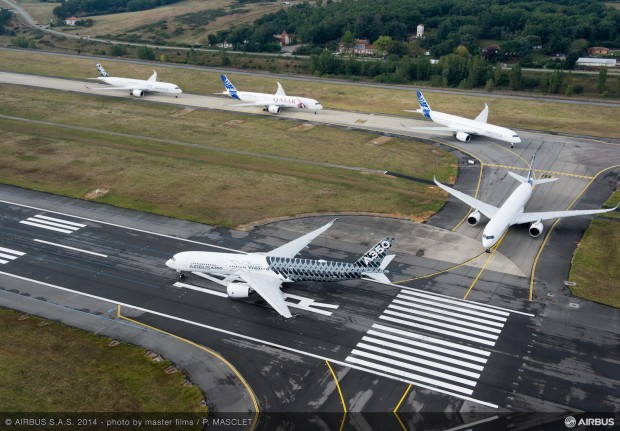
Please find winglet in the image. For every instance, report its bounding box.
[148,70,157,82]
[275,82,286,97]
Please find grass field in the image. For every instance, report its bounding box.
[0,85,454,226]
[0,308,208,412]
[569,190,620,307]
[1,50,618,138]
[57,0,282,46]
[17,2,58,24]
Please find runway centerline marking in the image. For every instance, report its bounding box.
[33,239,108,257]
[0,269,499,409]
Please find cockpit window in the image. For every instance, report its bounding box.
[483,234,495,240]
[512,135,519,138]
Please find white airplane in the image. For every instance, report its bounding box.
[87,63,182,98]
[434,155,618,250]
[220,74,323,114]
[166,219,394,318]
[405,90,521,147]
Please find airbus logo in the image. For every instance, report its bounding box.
[565,416,615,428]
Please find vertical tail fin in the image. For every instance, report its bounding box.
[354,238,394,268]
[526,153,536,185]
[416,90,432,119]
[95,63,109,77]
[221,75,240,100]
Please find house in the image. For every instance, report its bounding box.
[575,57,616,68]
[338,38,376,55]
[273,31,293,47]
[64,16,78,26]
[416,24,424,38]
[588,46,610,55]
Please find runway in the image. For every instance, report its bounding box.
[0,67,619,419]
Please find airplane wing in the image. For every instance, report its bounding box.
[237,271,292,318]
[230,101,280,107]
[434,177,499,219]
[513,205,618,225]
[266,219,337,258]
[404,123,479,135]
[87,85,139,91]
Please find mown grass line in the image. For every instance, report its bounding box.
[0,308,208,412]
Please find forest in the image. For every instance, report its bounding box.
[214,0,619,56]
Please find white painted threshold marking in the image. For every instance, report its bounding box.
[0,269,499,409]
[33,239,108,257]
[19,221,73,234]
[372,324,491,357]
[0,247,25,256]
[346,356,474,395]
[388,304,503,333]
[383,310,499,340]
[394,295,507,325]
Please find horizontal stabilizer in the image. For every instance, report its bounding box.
[508,171,558,185]
[363,272,392,284]
[379,254,395,271]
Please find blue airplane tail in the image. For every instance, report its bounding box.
[221,75,240,100]
[416,90,432,119]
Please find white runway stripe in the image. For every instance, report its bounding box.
[388,304,503,333]
[26,218,81,230]
[380,315,496,346]
[355,342,480,380]
[19,221,73,234]
[399,289,509,317]
[19,214,86,234]
[0,246,25,265]
[174,282,228,297]
[346,356,474,395]
[366,331,487,366]
[372,324,491,358]
[383,309,499,340]
[0,247,25,256]
[33,215,86,227]
[349,349,477,388]
[361,336,484,372]
[394,295,507,324]
[33,239,107,257]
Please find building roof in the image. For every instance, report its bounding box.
[576,57,616,65]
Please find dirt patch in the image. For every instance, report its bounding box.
[170,108,195,117]
[224,119,245,125]
[85,187,110,199]
[368,136,392,145]
[289,123,315,132]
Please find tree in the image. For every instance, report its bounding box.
[373,36,393,57]
[485,78,495,92]
[509,63,522,90]
[597,68,607,94]
[341,30,355,53]
[493,62,503,85]
[136,46,155,61]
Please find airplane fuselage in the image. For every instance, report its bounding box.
[231,90,323,112]
[428,111,521,145]
[166,251,382,283]
[97,77,182,95]
[482,182,532,248]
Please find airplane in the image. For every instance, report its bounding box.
[405,90,521,147]
[220,74,323,114]
[86,63,182,98]
[166,219,394,318]
[433,154,618,251]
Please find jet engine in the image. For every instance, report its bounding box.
[455,131,471,142]
[267,105,281,114]
[529,220,544,238]
[467,210,481,226]
[131,89,144,97]
[227,283,252,298]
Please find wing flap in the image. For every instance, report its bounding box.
[434,177,498,219]
[237,271,291,318]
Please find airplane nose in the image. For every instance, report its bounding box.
[165,259,174,269]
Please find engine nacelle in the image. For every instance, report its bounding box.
[467,210,481,226]
[529,220,544,238]
[267,105,281,114]
[227,283,252,298]
[455,131,471,142]
[131,89,144,97]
